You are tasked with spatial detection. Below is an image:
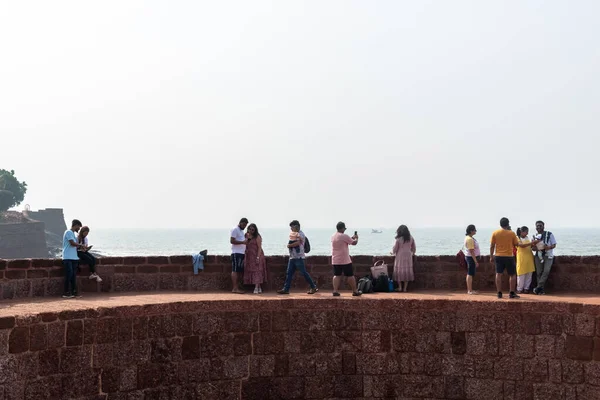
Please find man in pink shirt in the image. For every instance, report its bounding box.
[331,221,361,297]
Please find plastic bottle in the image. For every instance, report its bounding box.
[388,278,394,292]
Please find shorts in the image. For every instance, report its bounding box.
[231,253,245,273]
[466,256,476,276]
[333,263,354,277]
[495,256,516,275]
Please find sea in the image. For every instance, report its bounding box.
[87,228,598,257]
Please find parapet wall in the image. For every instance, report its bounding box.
[0,294,599,399]
[0,255,598,299]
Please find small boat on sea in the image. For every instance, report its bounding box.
[371,229,383,233]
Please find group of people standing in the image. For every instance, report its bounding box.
[463,217,557,299]
[229,218,418,296]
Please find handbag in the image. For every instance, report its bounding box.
[370,260,388,278]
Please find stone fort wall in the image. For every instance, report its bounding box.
[0,255,598,299]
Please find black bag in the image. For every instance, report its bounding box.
[373,274,390,292]
[357,276,374,293]
[304,236,311,253]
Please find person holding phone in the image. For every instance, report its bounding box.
[77,226,102,282]
[331,221,361,297]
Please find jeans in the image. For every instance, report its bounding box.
[63,260,79,295]
[77,251,96,274]
[534,256,554,289]
[283,258,316,291]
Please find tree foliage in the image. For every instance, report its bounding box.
[0,169,28,212]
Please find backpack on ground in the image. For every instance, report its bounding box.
[373,273,390,292]
[357,276,374,293]
[304,236,311,253]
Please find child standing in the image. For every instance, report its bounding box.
[516,226,535,293]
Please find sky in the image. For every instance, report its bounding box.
[1,0,599,229]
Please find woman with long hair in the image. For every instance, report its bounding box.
[392,225,416,292]
[77,226,102,282]
[462,224,480,294]
[243,223,267,294]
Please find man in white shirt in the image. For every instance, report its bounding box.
[531,220,557,295]
[230,218,248,294]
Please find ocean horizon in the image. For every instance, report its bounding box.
[86,227,599,258]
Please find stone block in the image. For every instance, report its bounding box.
[0,317,15,330]
[27,269,48,279]
[534,335,556,358]
[465,378,503,400]
[584,362,600,386]
[169,255,192,265]
[533,383,565,400]
[66,320,84,347]
[523,358,548,382]
[150,337,182,363]
[575,313,596,336]
[254,332,285,355]
[400,375,445,399]
[6,260,31,269]
[362,330,391,353]
[101,367,120,393]
[92,343,114,368]
[445,376,465,399]
[122,257,147,265]
[452,331,467,355]
[136,265,158,274]
[96,318,118,343]
[60,346,92,372]
[29,324,47,351]
[466,332,486,355]
[0,355,17,384]
[136,363,177,389]
[9,327,29,353]
[47,322,65,349]
[146,256,169,265]
[5,270,26,280]
[566,336,594,361]
[249,355,276,378]
[181,336,200,360]
[200,334,234,358]
[494,357,523,380]
[541,314,563,335]
[38,349,60,375]
[23,376,62,400]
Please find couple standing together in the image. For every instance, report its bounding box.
[230,218,268,294]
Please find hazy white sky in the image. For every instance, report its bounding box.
[2,1,599,229]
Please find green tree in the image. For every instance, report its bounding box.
[0,169,28,212]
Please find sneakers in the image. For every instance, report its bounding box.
[258,287,262,294]
[497,292,503,299]
[352,291,362,297]
[253,288,259,294]
[89,273,103,282]
[62,293,74,299]
[467,291,478,295]
[333,292,341,297]
[533,287,545,295]
[276,289,290,295]
[307,287,319,295]
[509,291,520,299]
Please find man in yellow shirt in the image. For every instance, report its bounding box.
[490,217,520,299]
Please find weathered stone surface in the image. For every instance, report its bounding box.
[0,286,598,398]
